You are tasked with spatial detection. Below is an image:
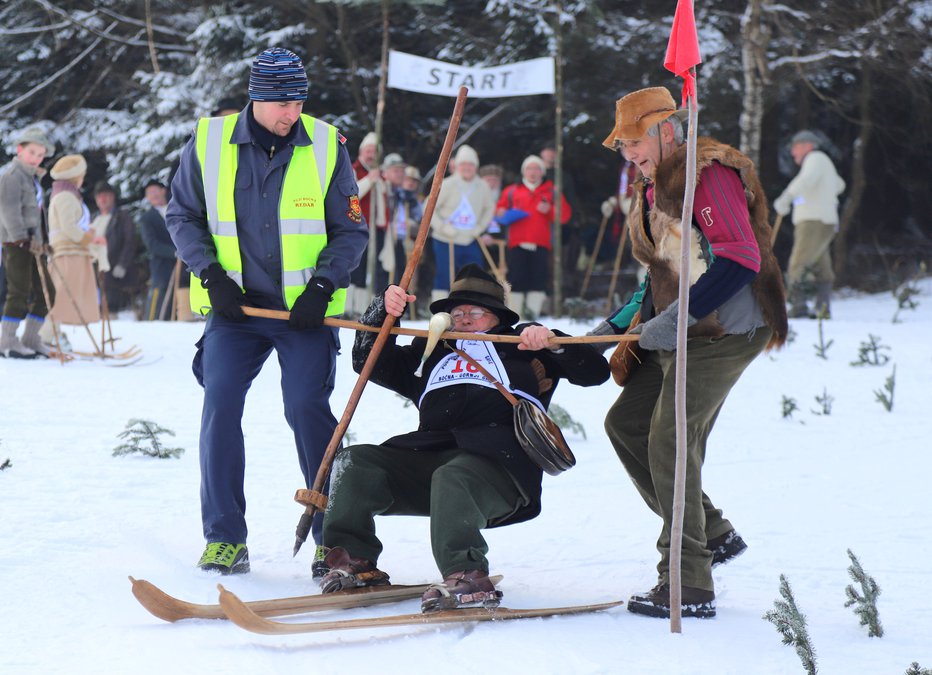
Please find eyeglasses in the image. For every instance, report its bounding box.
[450,308,492,321]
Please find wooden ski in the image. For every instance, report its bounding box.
[217,583,623,636]
[128,575,502,623]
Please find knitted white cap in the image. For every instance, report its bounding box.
[454,144,479,166]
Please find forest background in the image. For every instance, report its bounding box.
[1,0,929,296]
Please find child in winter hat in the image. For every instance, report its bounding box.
[248,47,308,101]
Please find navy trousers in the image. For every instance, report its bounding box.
[195,313,339,545]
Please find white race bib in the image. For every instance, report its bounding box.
[419,338,545,411]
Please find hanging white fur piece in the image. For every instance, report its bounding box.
[414,312,452,377]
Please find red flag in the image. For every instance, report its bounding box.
[664,0,702,105]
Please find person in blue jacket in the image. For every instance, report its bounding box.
[166,47,368,575]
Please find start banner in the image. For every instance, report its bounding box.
[387,50,554,98]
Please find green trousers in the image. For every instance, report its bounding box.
[604,329,771,591]
[322,444,525,578]
[1,245,51,320]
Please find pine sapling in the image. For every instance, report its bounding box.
[811,388,833,416]
[781,396,800,420]
[113,419,185,459]
[874,366,896,412]
[844,549,883,637]
[764,574,818,675]
[906,662,932,675]
[812,316,833,360]
[850,334,891,367]
[892,263,924,324]
[548,403,587,439]
[1,458,10,471]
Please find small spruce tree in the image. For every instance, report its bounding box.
[844,549,883,637]
[763,574,818,675]
[874,366,896,412]
[1,458,10,471]
[906,663,932,675]
[781,396,799,420]
[113,419,185,459]
[850,334,891,367]
[811,388,834,416]
[812,316,833,360]
[548,403,587,439]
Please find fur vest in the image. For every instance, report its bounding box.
[628,137,787,350]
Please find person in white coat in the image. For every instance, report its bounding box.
[428,145,494,302]
[774,130,845,318]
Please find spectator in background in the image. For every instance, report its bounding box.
[386,161,423,284]
[92,181,142,314]
[541,141,583,288]
[380,152,407,286]
[0,126,55,359]
[138,179,176,320]
[429,144,494,303]
[479,164,506,272]
[496,155,571,320]
[347,132,387,317]
[47,154,101,333]
[774,130,845,319]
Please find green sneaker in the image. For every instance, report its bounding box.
[196,542,250,575]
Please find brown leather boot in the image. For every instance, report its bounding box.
[420,569,503,613]
[318,546,390,593]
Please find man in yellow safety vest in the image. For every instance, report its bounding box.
[166,47,368,576]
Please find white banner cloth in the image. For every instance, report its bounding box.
[387,50,554,98]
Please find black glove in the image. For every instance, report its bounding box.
[289,277,334,330]
[200,262,245,320]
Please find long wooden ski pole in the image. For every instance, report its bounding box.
[605,215,630,312]
[770,213,783,246]
[291,87,470,557]
[241,306,637,344]
[32,250,66,365]
[580,212,610,299]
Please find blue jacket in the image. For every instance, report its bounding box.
[166,105,368,311]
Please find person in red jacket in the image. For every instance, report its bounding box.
[495,155,570,319]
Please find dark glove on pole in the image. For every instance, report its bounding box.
[201,262,246,320]
[288,277,334,330]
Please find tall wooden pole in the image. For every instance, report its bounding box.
[551,0,564,317]
[669,69,699,633]
[291,87,469,557]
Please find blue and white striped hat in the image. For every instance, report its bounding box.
[248,47,308,102]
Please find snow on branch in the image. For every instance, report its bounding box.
[770,49,862,70]
[0,20,71,35]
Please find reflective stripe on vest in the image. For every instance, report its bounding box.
[189,112,346,316]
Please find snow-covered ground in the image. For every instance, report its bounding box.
[2,281,931,674]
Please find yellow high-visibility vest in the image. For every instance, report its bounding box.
[188,112,346,315]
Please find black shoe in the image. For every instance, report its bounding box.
[627,583,715,619]
[709,530,747,568]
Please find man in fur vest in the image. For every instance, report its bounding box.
[590,87,788,619]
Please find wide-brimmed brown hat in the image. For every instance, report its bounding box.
[429,263,519,326]
[602,87,689,149]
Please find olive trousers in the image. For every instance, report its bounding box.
[323,444,523,578]
[604,328,771,591]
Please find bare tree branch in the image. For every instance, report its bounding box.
[0,21,117,116]
[96,6,184,37]
[29,0,194,52]
[0,20,71,35]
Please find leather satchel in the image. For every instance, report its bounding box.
[452,346,575,476]
[609,310,643,386]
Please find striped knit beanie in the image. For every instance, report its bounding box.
[248,48,308,102]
